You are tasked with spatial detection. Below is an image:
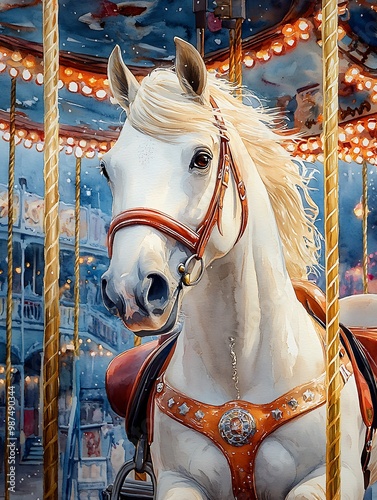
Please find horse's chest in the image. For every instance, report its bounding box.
[152,377,327,499]
[153,407,326,499]
[254,410,326,495]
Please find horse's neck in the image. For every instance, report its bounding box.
[166,154,324,404]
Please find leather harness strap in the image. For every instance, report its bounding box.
[107,98,248,260]
[152,318,356,500]
[155,374,327,500]
[104,279,376,497]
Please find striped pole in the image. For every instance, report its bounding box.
[74,157,81,358]
[42,0,60,498]
[322,0,341,497]
[234,18,243,90]
[4,76,16,500]
[228,19,242,85]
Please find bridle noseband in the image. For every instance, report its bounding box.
[107,97,248,286]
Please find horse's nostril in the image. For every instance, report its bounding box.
[146,273,169,314]
[101,277,121,316]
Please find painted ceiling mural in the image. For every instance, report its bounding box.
[0,0,376,293]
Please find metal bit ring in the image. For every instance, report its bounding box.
[178,254,205,286]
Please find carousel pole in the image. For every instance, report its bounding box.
[4,76,16,500]
[42,0,60,498]
[214,1,245,92]
[228,27,236,85]
[193,0,206,58]
[71,155,82,496]
[362,159,368,293]
[73,157,81,360]
[322,0,341,497]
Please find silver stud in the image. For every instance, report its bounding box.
[195,410,205,421]
[303,389,315,402]
[288,398,298,410]
[167,398,175,408]
[156,382,164,393]
[271,409,283,421]
[178,403,190,416]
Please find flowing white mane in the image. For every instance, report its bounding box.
[125,68,320,279]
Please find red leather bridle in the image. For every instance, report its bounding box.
[107,97,248,285]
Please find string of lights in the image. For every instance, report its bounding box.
[0,14,376,162]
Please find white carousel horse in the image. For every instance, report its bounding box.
[101,37,377,499]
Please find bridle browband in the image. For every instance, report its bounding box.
[107,97,248,286]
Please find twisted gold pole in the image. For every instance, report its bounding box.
[74,157,81,357]
[42,0,60,498]
[4,76,16,500]
[322,0,341,497]
[228,19,243,95]
[362,160,368,294]
[234,18,243,91]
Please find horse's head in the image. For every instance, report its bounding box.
[101,38,248,335]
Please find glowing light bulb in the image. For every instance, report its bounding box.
[11,51,22,62]
[22,69,32,81]
[82,85,92,95]
[95,89,107,99]
[68,81,78,93]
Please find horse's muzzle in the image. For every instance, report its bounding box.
[101,270,177,335]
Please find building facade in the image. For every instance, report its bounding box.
[0,180,138,498]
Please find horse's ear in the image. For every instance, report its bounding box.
[174,37,207,101]
[108,45,140,111]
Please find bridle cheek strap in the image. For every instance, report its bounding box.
[107,99,248,261]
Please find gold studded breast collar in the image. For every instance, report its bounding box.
[154,374,327,500]
[152,321,353,500]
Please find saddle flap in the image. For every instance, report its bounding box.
[293,279,377,429]
[125,333,179,445]
[351,328,377,380]
[105,331,179,446]
[105,339,160,418]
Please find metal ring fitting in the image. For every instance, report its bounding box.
[178,254,205,287]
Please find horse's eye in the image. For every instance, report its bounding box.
[99,160,110,182]
[190,151,212,171]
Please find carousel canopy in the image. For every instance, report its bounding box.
[0,0,375,142]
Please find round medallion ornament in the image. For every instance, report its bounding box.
[218,408,256,446]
